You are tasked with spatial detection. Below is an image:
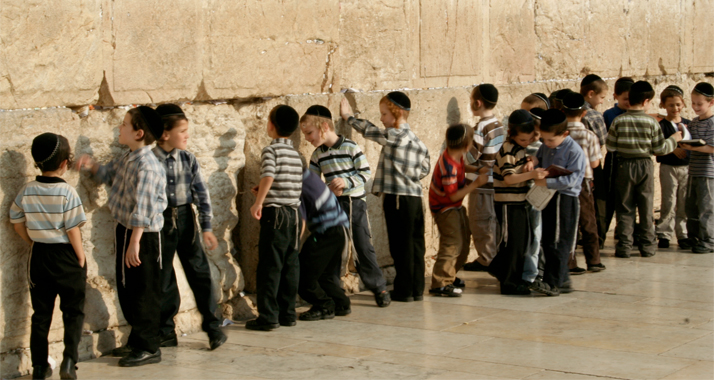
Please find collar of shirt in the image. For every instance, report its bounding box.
[271,137,294,146]
[36,176,66,184]
[583,102,594,111]
[154,145,180,160]
[320,135,346,152]
[396,122,411,130]
[128,146,154,162]
[567,121,587,131]
[625,109,647,116]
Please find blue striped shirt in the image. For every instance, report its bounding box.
[688,115,714,178]
[10,176,87,244]
[309,135,371,198]
[300,170,349,234]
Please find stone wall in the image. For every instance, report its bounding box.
[1,0,713,378]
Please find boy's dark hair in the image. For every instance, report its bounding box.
[540,109,568,135]
[128,107,163,145]
[580,74,608,96]
[269,105,300,137]
[522,93,550,110]
[471,84,498,110]
[660,86,685,106]
[32,133,73,172]
[628,81,655,106]
[445,123,474,150]
[507,109,535,138]
[614,77,635,95]
[156,103,188,132]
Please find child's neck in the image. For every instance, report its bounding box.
[476,110,494,119]
[698,108,714,120]
[158,142,176,152]
[566,117,582,124]
[447,148,465,162]
[628,104,645,111]
[41,170,64,178]
[323,132,340,147]
[665,114,682,123]
[126,140,146,152]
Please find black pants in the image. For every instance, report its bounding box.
[30,243,86,366]
[159,205,221,337]
[541,194,579,288]
[595,152,618,246]
[383,194,426,299]
[490,203,530,289]
[338,196,387,293]
[299,225,351,311]
[115,224,161,353]
[257,206,300,324]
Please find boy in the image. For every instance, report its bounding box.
[297,163,352,320]
[300,105,390,307]
[248,105,303,330]
[77,106,167,367]
[530,109,587,296]
[11,133,87,379]
[606,81,682,258]
[562,93,605,273]
[463,84,506,272]
[429,124,487,296]
[580,74,608,146]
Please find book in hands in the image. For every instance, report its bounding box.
[526,185,556,211]
[680,139,707,147]
[545,165,572,178]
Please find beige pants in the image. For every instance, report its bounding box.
[467,189,499,266]
[655,164,688,241]
[431,207,471,288]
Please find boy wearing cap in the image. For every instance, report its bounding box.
[76,106,168,367]
[606,81,682,258]
[580,74,609,146]
[11,133,87,379]
[563,93,605,274]
[530,110,587,296]
[300,105,390,307]
[247,105,303,330]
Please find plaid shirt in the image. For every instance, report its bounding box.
[568,122,602,179]
[347,117,430,196]
[582,102,607,146]
[94,146,168,232]
[153,146,213,231]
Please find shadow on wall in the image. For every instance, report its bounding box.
[447,97,462,126]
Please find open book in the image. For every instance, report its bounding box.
[526,185,556,211]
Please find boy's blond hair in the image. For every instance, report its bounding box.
[300,114,335,132]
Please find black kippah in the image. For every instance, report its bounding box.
[137,106,164,140]
[563,93,586,110]
[541,109,567,128]
[478,84,498,104]
[387,91,411,111]
[665,85,684,96]
[271,105,300,133]
[533,93,550,109]
[631,81,654,94]
[304,105,332,119]
[555,89,574,101]
[509,109,533,126]
[32,133,60,165]
[156,104,185,118]
[581,74,603,87]
[694,82,714,97]
[529,107,546,120]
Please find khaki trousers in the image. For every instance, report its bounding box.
[431,207,471,288]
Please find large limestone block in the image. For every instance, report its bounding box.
[581,0,629,77]
[690,0,714,73]
[0,0,102,109]
[489,0,537,83]
[534,0,590,80]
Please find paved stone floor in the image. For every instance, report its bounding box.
[24,240,714,379]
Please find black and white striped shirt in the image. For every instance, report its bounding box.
[261,138,302,208]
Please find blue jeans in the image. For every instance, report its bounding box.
[523,207,542,282]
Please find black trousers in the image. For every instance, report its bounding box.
[159,205,221,338]
[115,224,161,353]
[595,152,618,246]
[541,193,579,288]
[257,206,300,324]
[338,196,387,293]
[30,243,86,366]
[383,194,426,299]
[490,203,530,289]
[298,225,351,311]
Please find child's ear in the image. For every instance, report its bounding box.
[135,129,145,141]
[161,130,170,142]
[563,130,570,137]
[586,90,594,99]
[60,159,68,170]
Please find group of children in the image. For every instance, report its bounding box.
[10,76,714,378]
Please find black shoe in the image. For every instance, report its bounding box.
[529,279,560,296]
[279,319,297,327]
[692,245,714,254]
[245,319,279,331]
[463,261,489,271]
[111,345,132,357]
[453,277,466,288]
[587,263,606,272]
[159,332,178,347]
[615,252,631,258]
[515,282,532,295]
[375,290,391,307]
[640,251,656,257]
[118,349,161,367]
[429,284,463,297]
[299,307,335,321]
[658,239,670,248]
[335,306,352,316]
[569,267,586,275]
[678,239,693,250]
[59,357,77,379]
[413,295,424,301]
[208,330,227,350]
[32,365,51,379]
[389,291,413,302]
[559,281,574,294]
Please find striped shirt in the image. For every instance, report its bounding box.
[606,110,677,159]
[300,170,349,234]
[153,147,213,231]
[582,102,607,146]
[261,138,302,208]
[568,122,602,179]
[347,117,430,197]
[429,151,466,213]
[494,142,530,204]
[688,115,714,178]
[94,146,167,232]
[309,135,371,198]
[10,176,87,244]
[466,116,505,188]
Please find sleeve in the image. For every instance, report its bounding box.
[190,155,213,232]
[260,146,277,179]
[130,168,165,228]
[63,187,87,231]
[346,144,371,190]
[347,116,391,146]
[546,148,586,191]
[588,133,602,162]
[93,158,121,186]
[9,188,26,223]
[308,150,322,177]
[605,121,619,152]
[584,111,607,146]
[477,124,505,169]
[420,144,431,180]
[535,145,545,168]
[651,121,677,156]
[498,148,519,177]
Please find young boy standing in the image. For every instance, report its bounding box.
[530,110,587,296]
[300,105,390,307]
[580,74,609,146]
[562,93,605,273]
[606,81,682,258]
[11,133,87,379]
[248,105,303,330]
[77,106,167,367]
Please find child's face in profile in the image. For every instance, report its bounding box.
[118,113,136,146]
[301,124,325,147]
[540,130,568,149]
[614,92,630,109]
[513,131,535,148]
[691,93,714,117]
[380,103,397,128]
[662,97,684,119]
[162,120,190,151]
[589,90,607,107]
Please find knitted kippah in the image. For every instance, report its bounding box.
[31,133,60,165]
[533,92,551,109]
[664,85,684,96]
[387,91,411,111]
[694,82,714,97]
[563,93,586,110]
[529,107,546,120]
[541,109,567,128]
[478,84,498,104]
[631,81,654,94]
[509,109,533,126]
[581,74,603,87]
[304,105,332,119]
[271,105,300,133]
[156,104,185,118]
[137,106,164,140]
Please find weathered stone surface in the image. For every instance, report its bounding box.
[489,0,537,84]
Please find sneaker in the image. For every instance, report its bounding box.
[245,319,279,331]
[678,239,693,250]
[559,281,574,294]
[335,306,352,316]
[374,290,391,307]
[587,263,606,272]
[453,277,466,288]
[463,261,489,271]
[692,245,714,254]
[529,279,560,296]
[118,349,161,367]
[159,332,178,347]
[658,239,670,248]
[429,284,463,297]
[298,307,335,321]
[569,267,586,275]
